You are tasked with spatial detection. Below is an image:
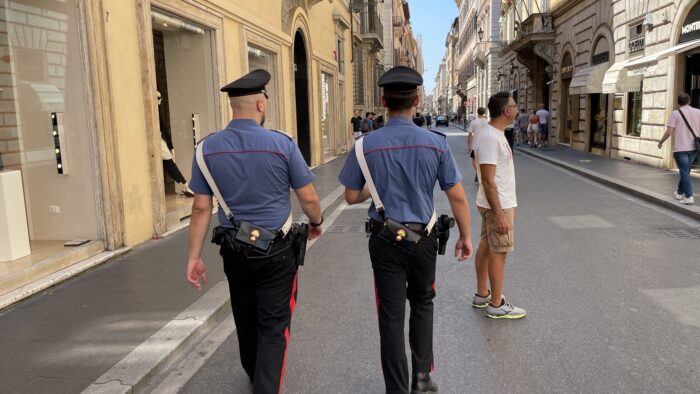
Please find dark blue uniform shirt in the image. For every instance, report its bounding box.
[189,119,315,230]
[338,116,462,223]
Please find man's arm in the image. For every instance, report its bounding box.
[187,194,213,290]
[658,126,673,148]
[344,185,371,205]
[444,183,473,260]
[294,183,323,239]
[479,163,509,235]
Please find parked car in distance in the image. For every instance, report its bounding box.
[435,115,449,127]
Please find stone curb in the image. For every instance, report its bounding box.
[81,185,347,394]
[517,147,700,222]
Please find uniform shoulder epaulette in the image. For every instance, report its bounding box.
[429,129,447,139]
[269,128,293,140]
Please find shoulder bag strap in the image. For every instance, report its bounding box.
[354,137,385,219]
[195,141,293,235]
[678,108,699,139]
[353,137,438,233]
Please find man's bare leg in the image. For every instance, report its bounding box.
[475,240,490,297]
[487,250,507,306]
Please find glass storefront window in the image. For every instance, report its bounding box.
[247,46,279,130]
[590,94,608,150]
[320,72,334,162]
[626,91,642,137]
[0,1,100,241]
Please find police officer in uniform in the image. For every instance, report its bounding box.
[338,66,474,394]
[186,69,323,394]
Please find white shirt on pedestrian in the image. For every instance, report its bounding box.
[468,117,489,145]
[474,124,517,209]
[666,105,700,152]
[536,109,549,125]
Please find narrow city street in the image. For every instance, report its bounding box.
[152,126,700,394]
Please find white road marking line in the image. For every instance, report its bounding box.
[152,316,235,394]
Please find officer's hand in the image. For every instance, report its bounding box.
[494,212,510,235]
[187,257,207,291]
[308,224,322,240]
[455,235,473,261]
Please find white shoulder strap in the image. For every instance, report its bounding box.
[354,137,439,234]
[354,137,385,217]
[195,141,293,235]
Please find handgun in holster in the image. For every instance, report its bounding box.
[290,223,309,266]
[435,214,455,255]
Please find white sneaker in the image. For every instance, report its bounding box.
[674,191,684,200]
[680,196,694,205]
[485,296,526,319]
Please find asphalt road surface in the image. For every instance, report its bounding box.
[162,125,700,394]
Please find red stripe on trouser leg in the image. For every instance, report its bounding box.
[278,272,298,394]
[430,281,435,373]
[373,277,385,375]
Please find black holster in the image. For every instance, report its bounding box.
[289,223,309,266]
[435,215,455,255]
[212,225,291,261]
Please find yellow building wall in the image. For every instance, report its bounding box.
[104,0,155,246]
[97,0,354,247]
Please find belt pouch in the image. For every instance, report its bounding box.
[377,218,421,254]
[234,221,276,254]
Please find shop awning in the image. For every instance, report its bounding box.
[626,39,700,74]
[569,64,608,95]
[602,60,642,94]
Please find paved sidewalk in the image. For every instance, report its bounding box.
[0,153,349,394]
[516,145,700,221]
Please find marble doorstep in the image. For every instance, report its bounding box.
[0,240,104,298]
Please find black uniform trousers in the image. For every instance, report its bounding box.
[368,230,438,394]
[221,241,298,394]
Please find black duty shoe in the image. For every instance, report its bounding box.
[411,372,438,394]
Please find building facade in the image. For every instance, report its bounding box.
[0,0,355,298]
[498,0,700,169]
[352,0,385,115]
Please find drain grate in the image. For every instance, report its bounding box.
[662,228,700,239]
[327,223,366,234]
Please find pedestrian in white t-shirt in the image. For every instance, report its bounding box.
[535,103,549,147]
[467,107,489,182]
[658,93,699,205]
[471,91,526,319]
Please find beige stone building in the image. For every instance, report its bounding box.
[0,0,355,299]
[500,0,700,169]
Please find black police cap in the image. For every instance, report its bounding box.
[378,66,423,92]
[220,69,271,97]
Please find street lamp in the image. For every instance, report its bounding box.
[477,27,484,42]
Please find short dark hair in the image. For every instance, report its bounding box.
[366,112,371,117]
[477,107,487,116]
[488,91,512,119]
[520,109,526,113]
[383,89,418,111]
[678,93,691,106]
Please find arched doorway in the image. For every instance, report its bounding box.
[559,52,574,145]
[293,31,311,164]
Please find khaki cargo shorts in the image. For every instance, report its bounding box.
[478,207,515,253]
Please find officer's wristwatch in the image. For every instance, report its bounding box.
[310,216,324,227]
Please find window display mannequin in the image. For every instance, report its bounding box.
[157,91,194,197]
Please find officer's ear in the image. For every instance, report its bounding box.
[256,97,265,113]
[412,95,420,108]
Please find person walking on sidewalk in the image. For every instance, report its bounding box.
[351,110,363,139]
[467,107,489,182]
[528,110,540,147]
[517,108,529,146]
[339,66,474,394]
[361,112,373,134]
[186,69,323,394]
[472,91,526,319]
[658,93,699,205]
[536,104,549,147]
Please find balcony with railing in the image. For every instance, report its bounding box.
[503,13,554,54]
[360,8,384,48]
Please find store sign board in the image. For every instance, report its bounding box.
[681,2,700,44]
